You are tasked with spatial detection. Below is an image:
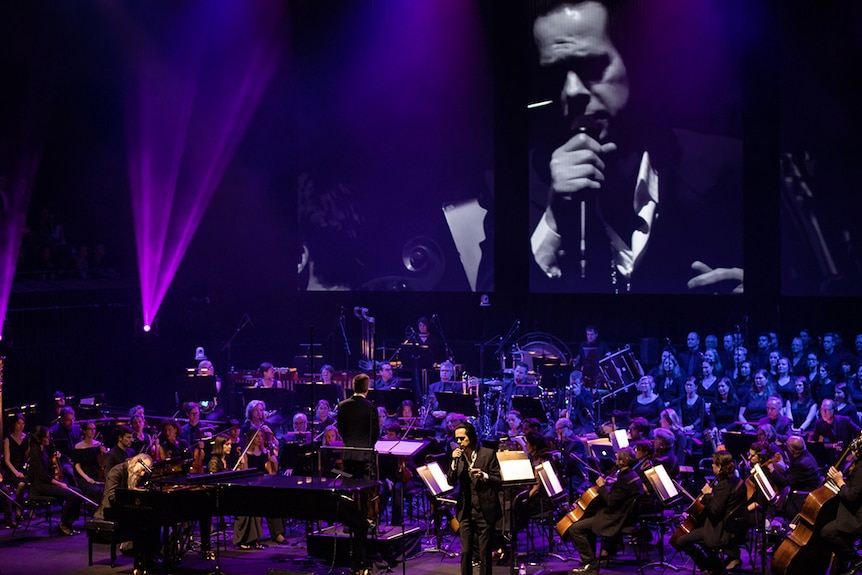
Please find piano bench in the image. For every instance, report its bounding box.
[85,519,118,567]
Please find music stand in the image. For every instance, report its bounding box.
[368,388,415,415]
[533,461,569,561]
[178,374,219,407]
[376,439,428,575]
[642,464,682,572]
[241,387,294,418]
[512,396,548,423]
[434,392,478,417]
[416,461,459,558]
[293,383,342,411]
[498,450,539,572]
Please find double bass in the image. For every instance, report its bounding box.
[771,433,862,575]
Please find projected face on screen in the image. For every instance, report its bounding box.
[296,1,494,292]
[528,0,743,294]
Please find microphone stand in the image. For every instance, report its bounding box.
[432,314,454,362]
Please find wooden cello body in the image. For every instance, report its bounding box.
[669,490,707,550]
[771,433,862,575]
[555,485,606,537]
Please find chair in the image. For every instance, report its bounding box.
[598,495,649,573]
[13,494,62,535]
[85,518,119,567]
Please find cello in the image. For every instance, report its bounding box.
[669,476,718,550]
[555,454,613,538]
[771,433,862,575]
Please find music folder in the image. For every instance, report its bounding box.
[535,460,565,500]
[374,439,428,457]
[417,461,455,499]
[496,450,536,484]
[643,464,680,504]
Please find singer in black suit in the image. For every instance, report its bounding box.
[447,421,501,575]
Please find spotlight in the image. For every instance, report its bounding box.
[143,324,151,333]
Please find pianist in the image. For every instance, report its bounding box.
[95,454,156,571]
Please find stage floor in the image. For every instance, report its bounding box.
[0,513,769,575]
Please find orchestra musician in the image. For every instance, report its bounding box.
[241,428,286,544]
[129,413,154,456]
[771,435,821,518]
[812,398,862,446]
[3,413,28,524]
[255,362,282,388]
[72,420,106,504]
[447,421,501,575]
[425,361,460,429]
[157,418,190,461]
[179,402,213,471]
[651,427,680,480]
[564,370,596,435]
[314,399,336,431]
[94,454,162,571]
[563,446,643,574]
[373,362,400,391]
[821,437,862,575]
[48,406,81,485]
[101,425,134,478]
[28,426,82,536]
[674,450,746,575]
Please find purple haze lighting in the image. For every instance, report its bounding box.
[119,0,284,327]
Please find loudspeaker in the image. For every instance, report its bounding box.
[640,337,658,367]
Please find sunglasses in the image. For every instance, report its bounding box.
[455,436,469,442]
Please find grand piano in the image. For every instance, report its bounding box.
[115,468,379,565]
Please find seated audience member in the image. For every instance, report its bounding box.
[832,382,858,423]
[629,375,663,426]
[739,370,773,432]
[785,377,818,434]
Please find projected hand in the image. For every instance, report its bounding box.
[548,132,618,200]
[687,261,744,293]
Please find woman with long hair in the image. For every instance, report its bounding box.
[785,377,818,435]
[739,370,774,432]
[28,426,82,536]
[3,413,28,525]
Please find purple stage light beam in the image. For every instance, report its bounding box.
[119,0,284,327]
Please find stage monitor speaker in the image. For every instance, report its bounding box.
[640,337,658,367]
